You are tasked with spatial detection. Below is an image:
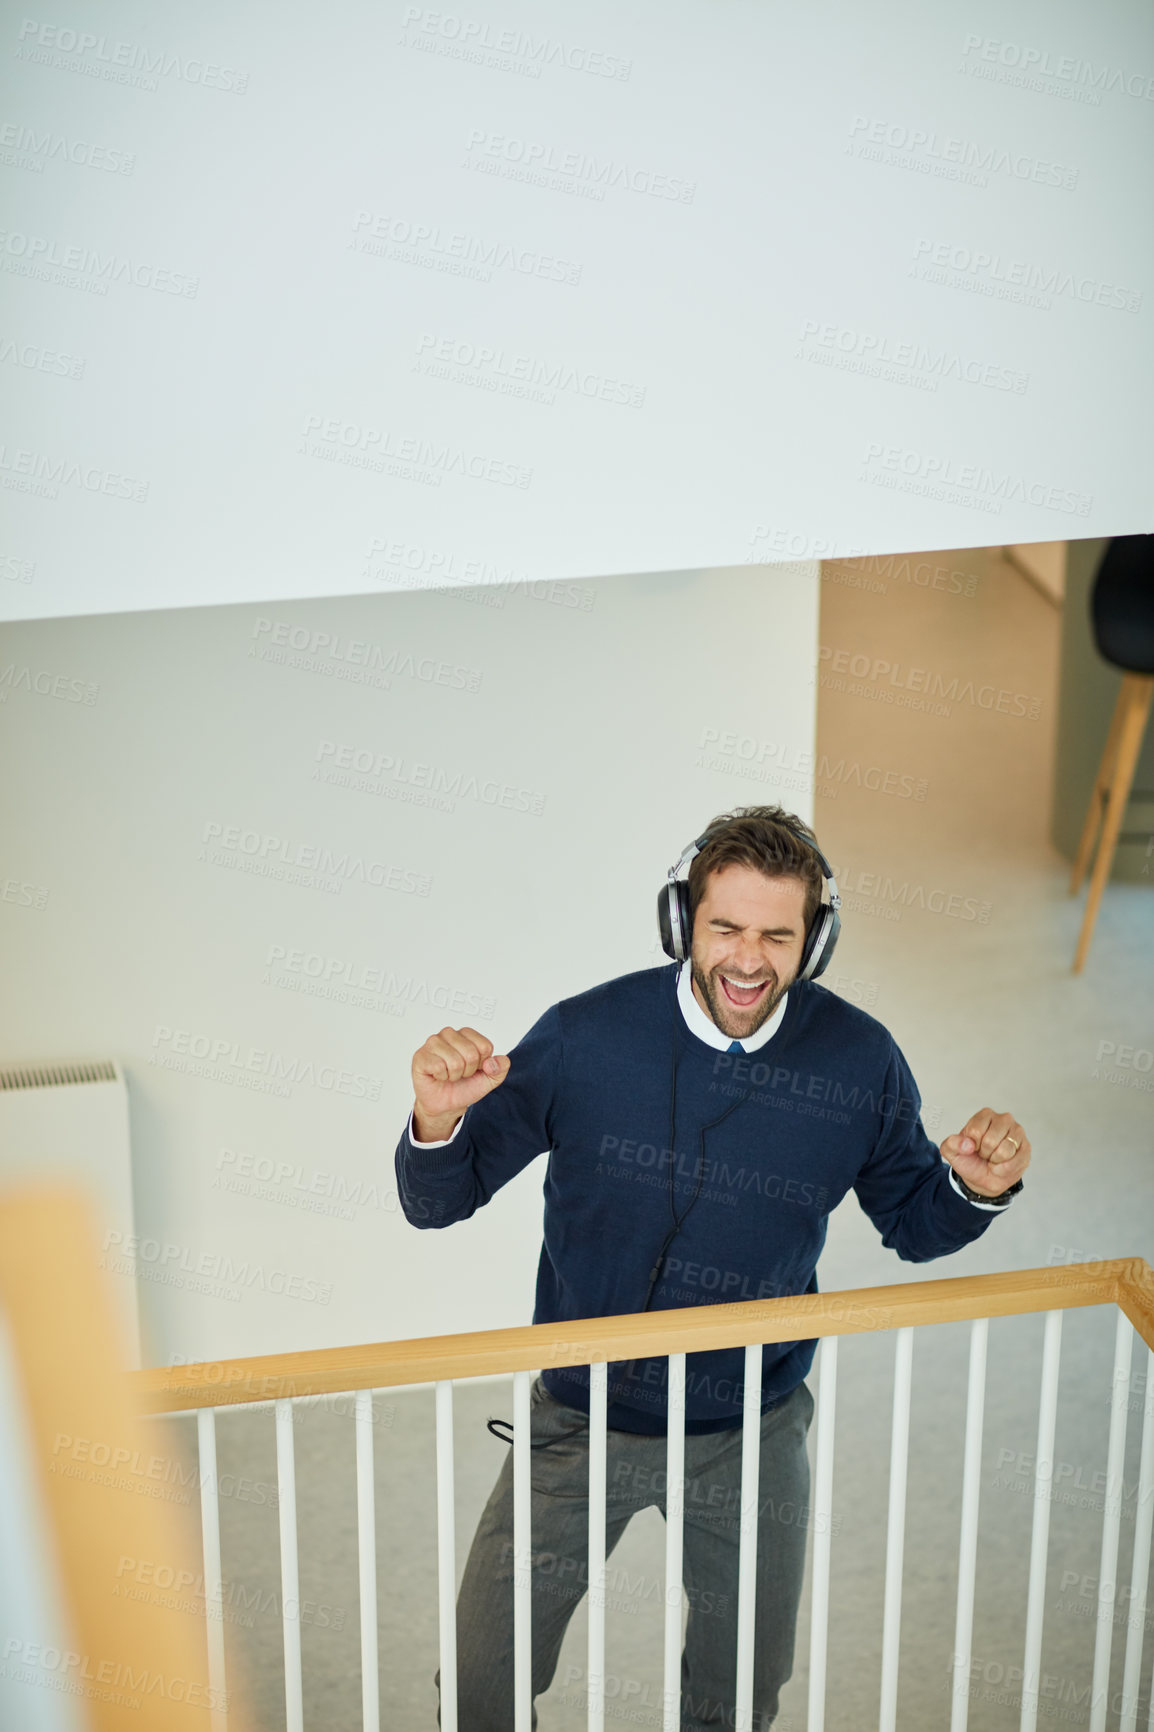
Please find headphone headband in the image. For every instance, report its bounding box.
[665,819,840,905]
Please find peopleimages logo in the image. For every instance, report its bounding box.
[0,228,199,297]
[0,440,149,502]
[911,238,1141,314]
[463,129,696,203]
[746,526,868,563]
[959,33,1154,103]
[861,442,1092,518]
[695,728,927,801]
[0,334,86,378]
[1091,1038,1154,1094]
[414,332,646,408]
[822,554,979,597]
[14,18,249,94]
[150,1023,382,1102]
[264,943,495,1021]
[0,550,36,583]
[198,820,432,898]
[819,645,1042,720]
[299,412,532,490]
[0,661,98,703]
[0,121,136,174]
[832,864,990,925]
[350,210,583,288]
[249,616,483,693]
[2,876,49,909]
[214,1147,405,1221]
[101,1228,332,1307]
[399,8,632,81]
[363,537,596,611]
[796,321,1028,396]
[314,740,547,816]
[847,116,1079,190]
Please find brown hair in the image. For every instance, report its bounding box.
[686,806,825,933]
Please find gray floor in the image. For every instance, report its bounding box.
[161,550,1154,1730]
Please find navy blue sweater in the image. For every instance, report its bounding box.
[395,964,999,1433]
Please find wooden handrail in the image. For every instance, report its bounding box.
[1118,1255,1154,1348]
[131,1258,1153,1416]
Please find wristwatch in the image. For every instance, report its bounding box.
[952,1173,1024,1208]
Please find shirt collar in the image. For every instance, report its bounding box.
[676,960,789,1052]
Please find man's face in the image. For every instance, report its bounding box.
[689,864,809,1040]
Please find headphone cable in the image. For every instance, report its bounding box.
[490,974,756,1447]
[641,991,755,1313]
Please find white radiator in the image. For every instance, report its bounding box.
[0,1059,139,1368]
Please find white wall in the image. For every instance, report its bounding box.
[0,563,818,1362]
[2,0,1151,624]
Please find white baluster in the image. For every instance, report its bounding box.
[355,1389,379,1732]
[275,1399,303,1732]
[808,1336,838,1732]
[663,1354,686,1732]
[588,1361,607,1732]
[734,1342,763,1732]
[197,1408,228,1732]
[1120,1341,1153,1732]
[1020,1311,1062,1732]
[879,1328,914,1732]
[1089,1311,1130,1730]
[949,1317,988,1732]
[513,1370,532,1732]
[435,1381,458,1732]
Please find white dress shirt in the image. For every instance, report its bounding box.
[675,958,787,1051]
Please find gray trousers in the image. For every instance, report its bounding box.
[441,1375,815,1731]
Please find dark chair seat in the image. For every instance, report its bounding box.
[1091,534,1154,673]
[1070,533,1154,968]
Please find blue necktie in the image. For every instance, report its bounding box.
[727,1040,743,1052]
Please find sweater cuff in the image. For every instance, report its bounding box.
[408,1107,464,1149]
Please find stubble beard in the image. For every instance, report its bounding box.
[690,956,790,1041]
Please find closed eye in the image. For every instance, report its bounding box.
[709,921,796,941]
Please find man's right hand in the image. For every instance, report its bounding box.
[411,1026,510,1142]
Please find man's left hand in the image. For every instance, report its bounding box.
[940,1108,1030,1198]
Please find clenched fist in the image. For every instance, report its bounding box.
[411,1026,510,1142]
[940,1107,1030,1198]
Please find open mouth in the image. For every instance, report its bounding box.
[718,974,770,1010]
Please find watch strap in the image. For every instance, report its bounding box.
[953,1172,1023,1208]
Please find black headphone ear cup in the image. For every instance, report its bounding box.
[657,883,693,961]
[801,907,841,980]
[825,907,841,968]
[657,886,676,959]
[797,912,819,979]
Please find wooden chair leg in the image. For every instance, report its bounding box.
[1070,683,1130,893]
[1073,673,1154,972]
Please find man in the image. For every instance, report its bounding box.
[395,806,1030,1729]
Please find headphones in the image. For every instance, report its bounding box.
[656,815,842,981]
